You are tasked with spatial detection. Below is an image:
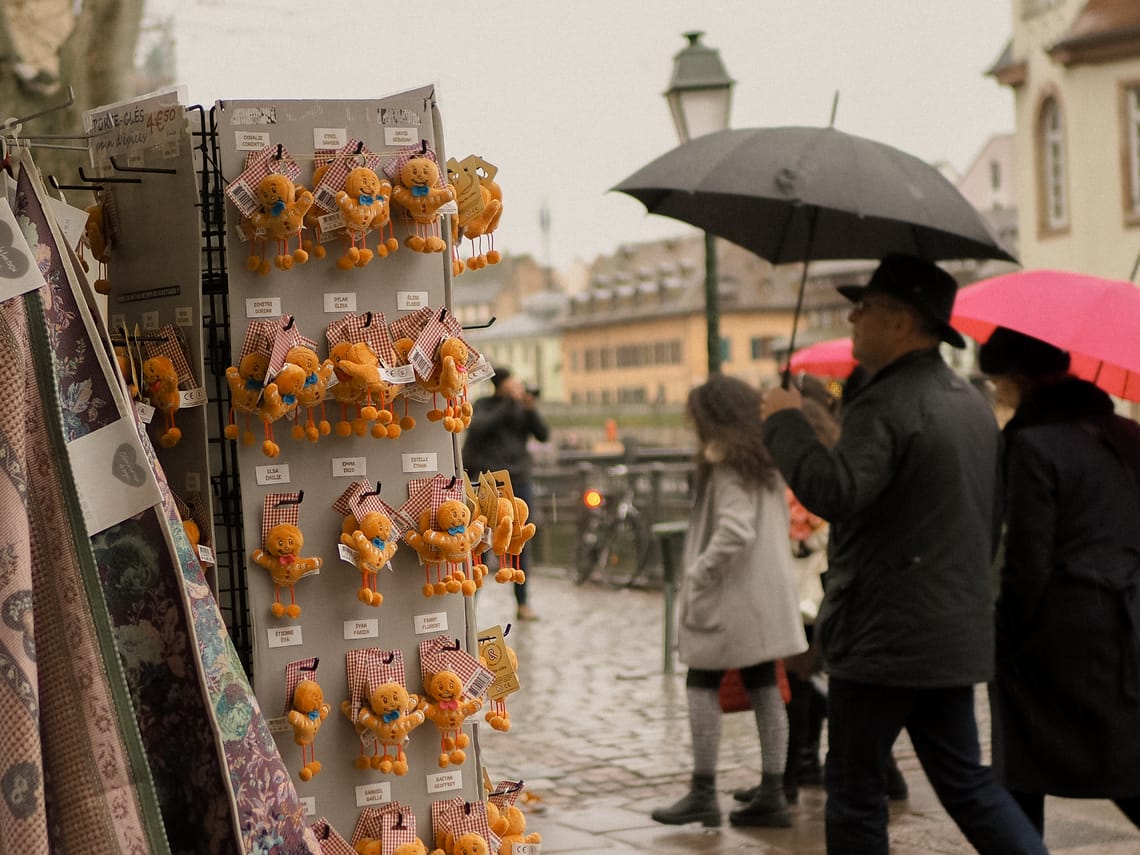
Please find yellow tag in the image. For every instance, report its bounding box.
[446,155,487,227]
[477,624,520,700]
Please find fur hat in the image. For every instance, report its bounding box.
[977,327,1071,376]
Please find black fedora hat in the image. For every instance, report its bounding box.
[837,253,966,349]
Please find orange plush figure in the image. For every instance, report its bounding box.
[337,350,402,440]
[351,681,426,774]
[256,362,306,457]
[496,496,534,584]
[453,832,490,855]
[285,345,334,442]
[391,155,454,253]
[481,643,517,733]
[494,804,539,855]
[84,203,111,294]
[421,500,487,596]
[329,341,371,437]
[461,175,503,270]
[339,511,397,606]
[302,164,329,259]
[248,174,313,274]
[424,338,473,434]
[420,670,482,768]
[252,522,322,618]
[288,679,331,781]
[141,355,182,448]
[335,167,396,269]
[403,510,448,597]
[224,351,268,445]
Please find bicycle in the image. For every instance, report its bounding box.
[574,464,653,587]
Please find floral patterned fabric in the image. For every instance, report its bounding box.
[10,155,319,853]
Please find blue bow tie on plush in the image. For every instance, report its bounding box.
[281,393,297,405]
[307,709,319,722]
[359,194,382,206]
[448,524,465,536]
[371,537,386,551]
[304,372,318,387]
[270,200,286,216]
[245,379,264,391]
[411,184,429,197]
[381,710,400,723]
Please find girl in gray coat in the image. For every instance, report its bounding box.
[651,375,807,829]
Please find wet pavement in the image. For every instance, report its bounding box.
[473,565,1140,854]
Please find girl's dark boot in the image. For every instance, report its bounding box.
[651,773,721,827]
[729,774,792,828]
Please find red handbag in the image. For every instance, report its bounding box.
[719,662,792,713]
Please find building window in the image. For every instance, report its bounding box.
[720,337,731,364]
[749,336,776,360]
[618,387,647,404]
[990,160,1001,192]
[1127,85,1140,217]
[1039,96,1068,231]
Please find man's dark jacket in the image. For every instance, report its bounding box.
[461,394,550,484]
[763,349,1002,687]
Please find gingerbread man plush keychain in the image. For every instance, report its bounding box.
[340,483,403,607]
[418,636,493,769]
[252,491,321,618]
[284,657,330,781]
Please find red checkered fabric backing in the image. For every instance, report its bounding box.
[283,655,320,714]
[260,491,302,545]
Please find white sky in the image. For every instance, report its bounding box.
[148,0,1014,270]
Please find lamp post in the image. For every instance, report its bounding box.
[665,31,734,375]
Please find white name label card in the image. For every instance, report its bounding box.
[255,464,291,486]
[343,619,379,640]
[267,626,303,648]
[355,781,391,807]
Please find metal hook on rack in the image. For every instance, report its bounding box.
[464,316,496,331]
[274,143,283,160]
[301,658,319,671]
[383,650,395,664]
[420,139,428,155]
[439,307,447,322]
[445,637,461,652]
[445,475,458,490]
[49,174,101,192]
[360,481,383,499]
[276,490,305,506]
[78,165,140,185]
[110,155,177,175]
[283,314,295,331]
[363,311,372,328]
[354,140,364,155]
[5,85,75,128]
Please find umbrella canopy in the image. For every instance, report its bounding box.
[951,269,1140,401]
[613,126,1016,265]
[786,336,856,378]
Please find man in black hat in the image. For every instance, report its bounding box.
[759,254,1046,854]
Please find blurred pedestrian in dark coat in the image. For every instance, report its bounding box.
[980,327,1140,834]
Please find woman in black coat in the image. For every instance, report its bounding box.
[980,327,1140,833]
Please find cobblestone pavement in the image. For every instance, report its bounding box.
[473,566,1140,853]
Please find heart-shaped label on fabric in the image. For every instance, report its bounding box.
[112,442,148,487]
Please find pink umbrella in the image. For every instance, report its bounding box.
[951,269,1140,401]
[786,337,857,378]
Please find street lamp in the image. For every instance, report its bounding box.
[665,31,734,374]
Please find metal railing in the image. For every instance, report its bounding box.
[529,445,695,585]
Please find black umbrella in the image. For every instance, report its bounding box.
[613,126,1017,372]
